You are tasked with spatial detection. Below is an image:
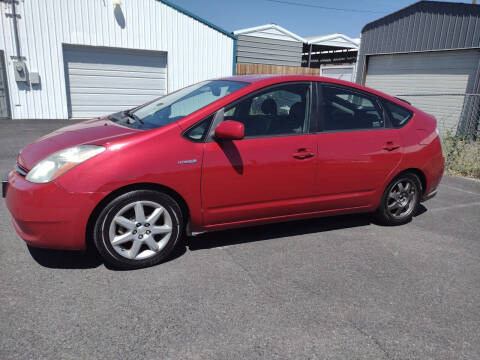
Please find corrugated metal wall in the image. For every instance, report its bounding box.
[365,50,480,134]
[0,0,234,119]
[356,1,480,85]
[237,35,302,67]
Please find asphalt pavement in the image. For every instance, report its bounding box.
[1,120,479,359]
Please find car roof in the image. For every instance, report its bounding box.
[220,74,373,91]
[221,74,324,84]
[219,74,419,113]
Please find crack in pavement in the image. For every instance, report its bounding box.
[348,321,392,359]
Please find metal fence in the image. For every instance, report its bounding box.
[394,93,480,139]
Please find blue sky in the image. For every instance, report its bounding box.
[169,0,470,39]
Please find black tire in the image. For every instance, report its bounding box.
[93,190,183,269]
[375,173,422,226]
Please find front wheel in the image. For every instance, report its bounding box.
[375,173,422,225]
[93,190,183,269]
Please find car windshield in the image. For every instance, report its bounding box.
[110,80,249,130]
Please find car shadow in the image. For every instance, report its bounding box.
[27,239,188,270]
[28,205,428,269]
[27,246,104,269]
[187,205,428,251]
[187,213,372,251]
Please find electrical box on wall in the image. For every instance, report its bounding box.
[30,72,41,86]
[13,61,28,82]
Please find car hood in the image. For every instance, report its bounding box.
[17,117,140,170]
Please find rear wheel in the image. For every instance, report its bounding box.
[375,173,422,225]
[93,190,183,269]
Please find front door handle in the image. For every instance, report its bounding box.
[383,141,400,151]
[293,148,315,159]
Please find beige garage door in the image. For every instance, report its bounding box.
[64,46,167,119]
[365,49,480,134]
[321,66,355,82]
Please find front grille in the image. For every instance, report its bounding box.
[15,163,28,176]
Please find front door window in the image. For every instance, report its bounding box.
[223,83,311,137]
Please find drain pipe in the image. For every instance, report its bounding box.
[10,0,23,60]
[7,0,28,83]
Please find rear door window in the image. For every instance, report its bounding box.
[322,85,384,131]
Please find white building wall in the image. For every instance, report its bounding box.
[0,0,234,119]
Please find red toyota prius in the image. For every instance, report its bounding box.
[3,75,444,269]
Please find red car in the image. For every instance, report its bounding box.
[3,75,444,269]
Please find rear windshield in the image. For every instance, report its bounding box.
[383,100,413,127]
[110,80,249,129]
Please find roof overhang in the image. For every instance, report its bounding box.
[306,34,359,49]
[157,0,236,39]
[234,24,306,42]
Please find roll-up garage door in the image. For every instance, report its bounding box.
[365,50,480,133]
[64,46,167,118]
[321,66,355,82]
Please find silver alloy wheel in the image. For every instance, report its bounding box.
[108,200,172,260]
[387,178,417,219]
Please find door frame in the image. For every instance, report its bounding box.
[0,50,11,120]
[205,81,319,140]
[316,82,394,133]
[200,81,320,226]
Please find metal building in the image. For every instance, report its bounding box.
[233,24,359,79]
[303,34,359,82]
[234,24,304,67]
[356,1,480,136]
[0,0,235,120]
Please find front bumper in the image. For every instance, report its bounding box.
[4,170,105,250]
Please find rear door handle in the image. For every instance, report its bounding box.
[383,141,400,151]
[293,148,315,159]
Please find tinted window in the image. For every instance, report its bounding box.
[223,83,310,137]
[123,80,248,130]
[184,116,213,142]
[322,85,384,131]
[384,100,413,127]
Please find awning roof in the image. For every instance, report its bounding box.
[234,24,359,50]
[305,34,359,49]
[234,24,306,42]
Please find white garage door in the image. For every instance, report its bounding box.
[365,50,480,133]
[321,66,355,82]
[64,46,167,118]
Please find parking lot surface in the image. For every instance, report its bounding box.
[1,120,479,359]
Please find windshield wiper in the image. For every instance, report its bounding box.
[124,110,144,125]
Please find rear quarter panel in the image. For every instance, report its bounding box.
[394,111,444,195]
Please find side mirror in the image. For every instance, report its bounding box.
[214,120,245,140]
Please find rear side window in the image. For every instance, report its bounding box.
[383,100,413,127]
[322,85,384,131]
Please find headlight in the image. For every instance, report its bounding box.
[25,145,106,183]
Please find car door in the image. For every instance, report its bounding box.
[314,83,403,210]
[201,82,318,226]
